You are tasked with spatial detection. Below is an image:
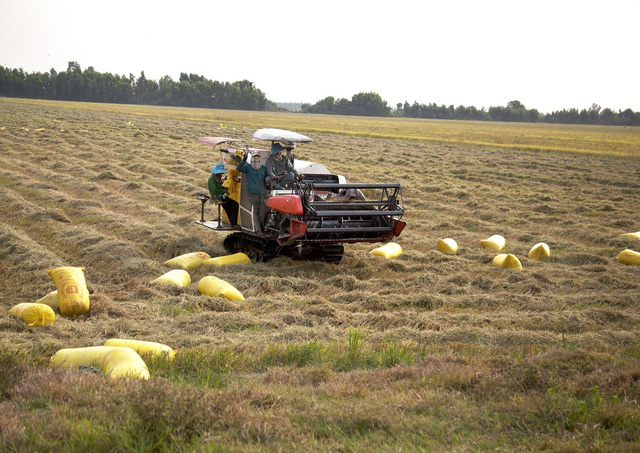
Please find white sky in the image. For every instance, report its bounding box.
[1,0,639,113]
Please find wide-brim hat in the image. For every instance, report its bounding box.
[270,142,284,156]
[211,163,226,174]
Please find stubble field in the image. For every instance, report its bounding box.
[1,98,639,452]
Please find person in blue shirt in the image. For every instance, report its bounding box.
[236,151,269,235]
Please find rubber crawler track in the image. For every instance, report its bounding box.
[222,233,344,264]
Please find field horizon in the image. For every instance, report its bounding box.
[1,97,639,451]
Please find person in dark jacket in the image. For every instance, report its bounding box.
[265,143,302,189]
[236,151,269,235]
[208,163,239,228]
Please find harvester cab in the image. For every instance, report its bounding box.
[196,128,405,263]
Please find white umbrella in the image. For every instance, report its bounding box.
[251,128,312,144]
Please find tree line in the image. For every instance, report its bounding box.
[302,95,640,126]
[0,62,276,111]
[1,62,639,126]
[301,92,392,117]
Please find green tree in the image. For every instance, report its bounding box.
[350,92,390,117]
[302,96,336,114]
[507,100,525,110]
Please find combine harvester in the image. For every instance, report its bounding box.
[196,128,405,264]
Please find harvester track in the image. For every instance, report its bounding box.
[223,233,279,263]
[222,232,344,264]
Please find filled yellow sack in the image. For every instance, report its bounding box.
[481,235,506,251]
[164,252,211,270]
[528,242,551,260]
[492,253,523,270]
[151,269,191,287]
[617,249,640,266]
[224,168,241,203]
[202,252,251,266]
[46,267,90,317]
[622,232,640,241]
[8,303,56,326]
[197,276,245,301]
[36,290,60,309]
[50,346,150,380]
[104,339,176,360]
[436,238,458,254]
[369,243,403,259]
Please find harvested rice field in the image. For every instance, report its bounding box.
[1,98,639,452]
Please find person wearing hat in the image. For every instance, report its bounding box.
[265,143,303,189]
[236,151,270,235]
[208,163,240,229]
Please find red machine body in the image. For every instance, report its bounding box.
[266,194,304,216]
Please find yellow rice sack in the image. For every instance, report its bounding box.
[224,168,241,203]
[8,303,56,326]
[481,235,506,251]
[104,339,176,360]
[46,267,90,317]
[50,346,149,380]
[617,249,640,266]
[528,242,551,260]
[202,252,251,266]
[369,243,403,259]
[622,232,640,241]
[164,252,211,270]
[197,276,245,301]
[151,269,191,287]
[492,253,523,270]
[436,238,458,254]
[36,290,60,309]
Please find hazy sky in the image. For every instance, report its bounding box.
[2,0,639,113]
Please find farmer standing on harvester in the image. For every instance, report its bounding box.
[236,151,269,236]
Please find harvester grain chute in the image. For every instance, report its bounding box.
[195,128,405,264]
